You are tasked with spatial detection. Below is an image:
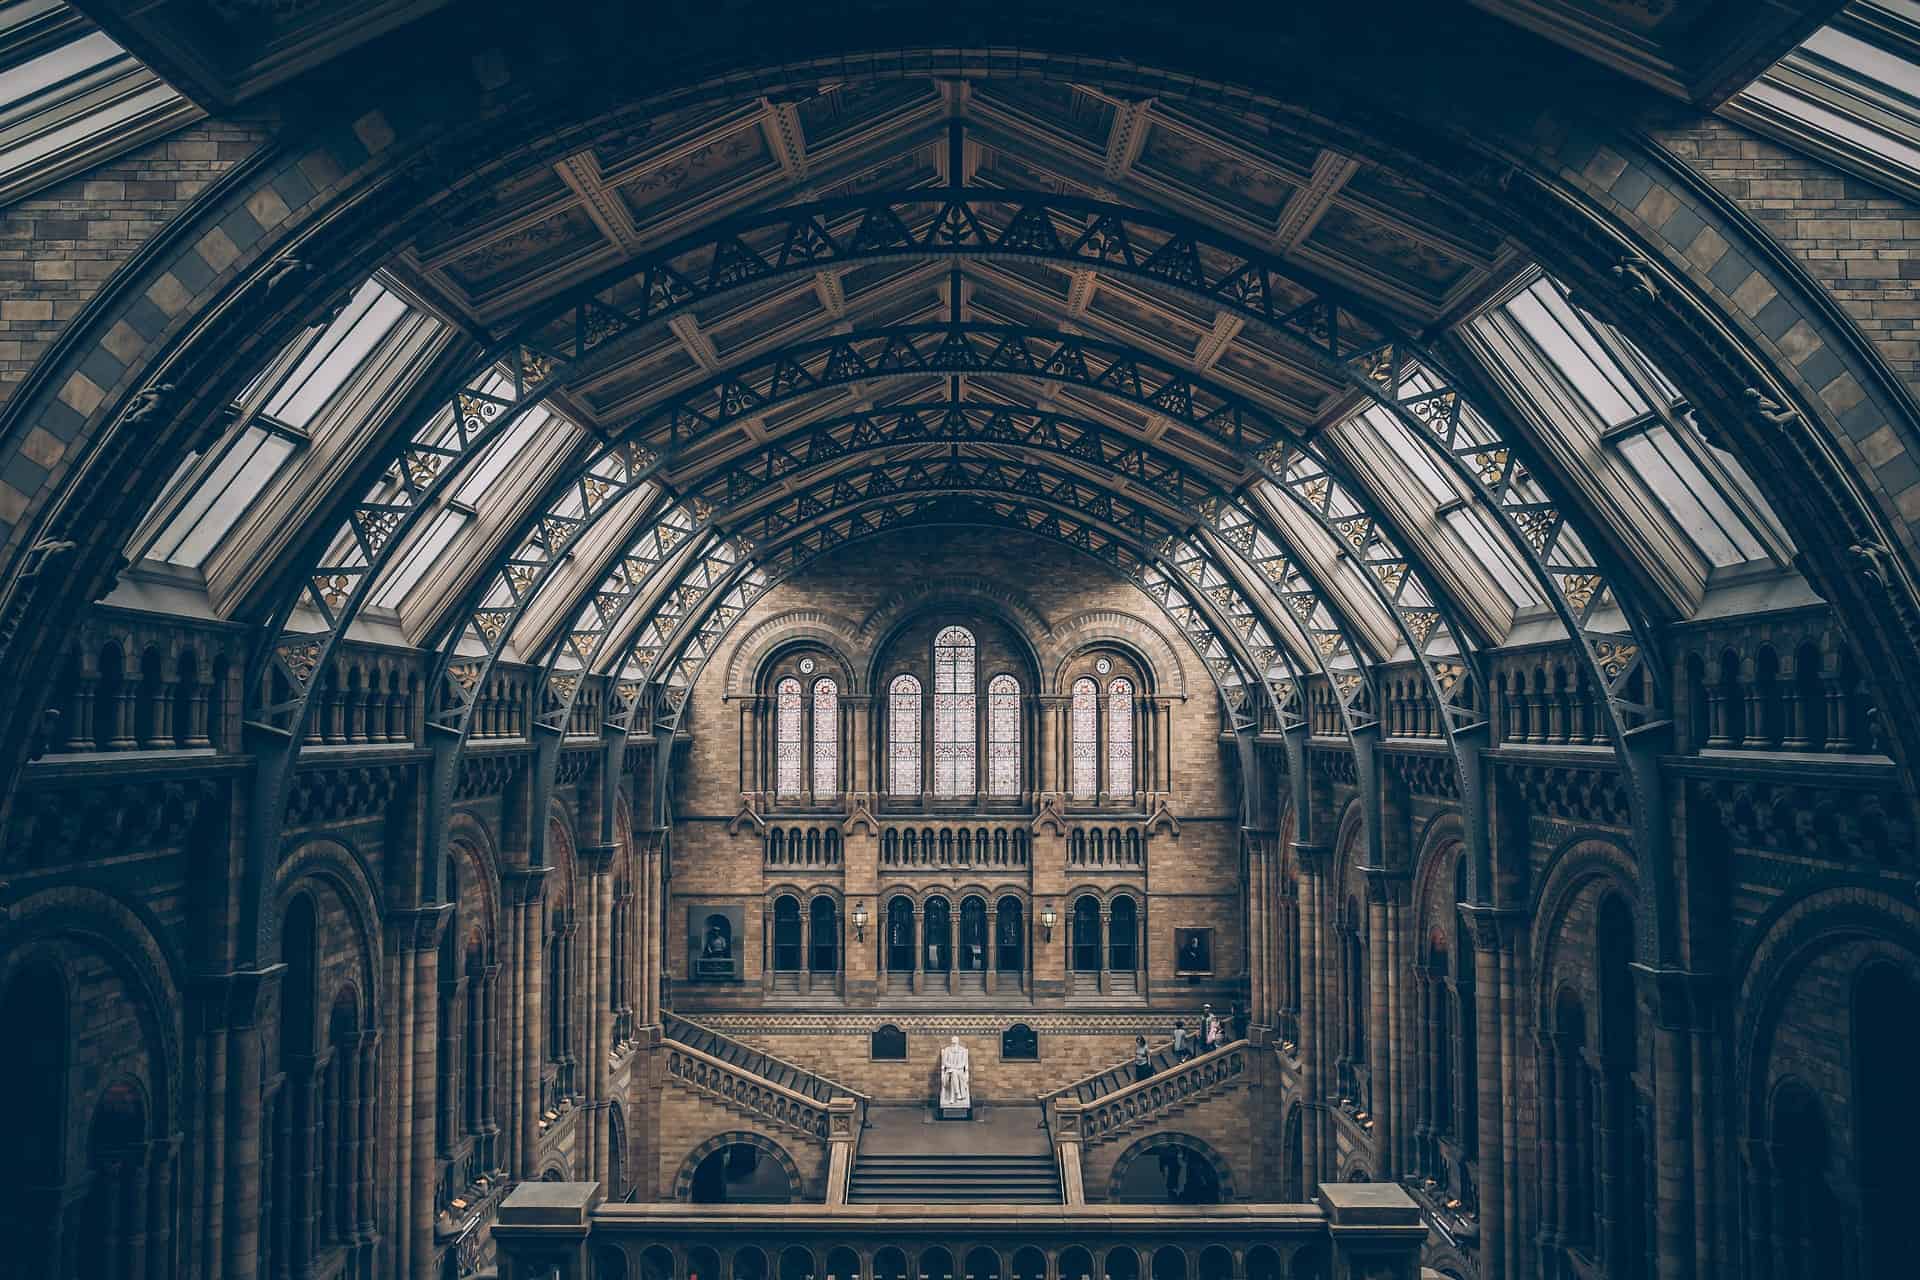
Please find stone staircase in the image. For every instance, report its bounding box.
[849,1102,1061,1204]
[660,1011,862,1106]
[848,1152,1062,1203]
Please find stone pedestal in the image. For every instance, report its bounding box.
[937,1104,972,1121]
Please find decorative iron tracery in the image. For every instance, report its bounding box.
[232,196,1672,927]
[244,192,1661,795]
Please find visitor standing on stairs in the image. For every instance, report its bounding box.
[1172,1019,1191,1063]
[1132,1035,1152,1083]
[1203,1004,1223,1051]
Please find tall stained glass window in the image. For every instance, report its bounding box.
[775,677,803,798]
[933,626,977,797]
[889,674,922,795]
[812,678,839,797]
[987,674,1021,797]
[1071,677,1098,800]
[1108,678,1134,798]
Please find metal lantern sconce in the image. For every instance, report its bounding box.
[1040,902,1057,941]
[852,900,868,942]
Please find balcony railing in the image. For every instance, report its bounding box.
[492,1185,1427,1279]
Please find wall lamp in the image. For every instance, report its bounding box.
[851,900,868,942]
[1040,902,1057,941]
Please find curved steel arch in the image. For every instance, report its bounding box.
[394,330,1498,903]
[586,401,1386,726]
[247,190,1660,761]
[513,443,1314,759]
[424,324,1483,765]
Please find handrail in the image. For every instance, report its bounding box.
[663,1040,835,1139]
[662,1011,871,1107]
[1068,1040,1249,1149]
[1036,1038,1178,1110]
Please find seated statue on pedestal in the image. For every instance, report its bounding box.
[939,1036,971,1116]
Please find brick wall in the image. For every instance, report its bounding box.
[714,1025,1155,1102]
[1654,115,1920,409]
[666,526,1247,1007]
[654,1083,828,1199]
[0,121,268,407]
[1077,1081,1255,1203]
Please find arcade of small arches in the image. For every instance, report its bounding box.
[7,3,1920,1280]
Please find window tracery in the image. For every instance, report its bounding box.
[988,674,1021,797]
[933,626,976,797]
[1071,677,1099,800]
[889,674,922,796]
[812,678,838,797]
[775,677,803,798]
[1108,677,1134,799]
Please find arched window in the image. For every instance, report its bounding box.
[933,626,976,797]
[888,674,921,795]
[988,673,1021,796]
[1071,676,1098,799]
[812,677,838,797]
[1109,895,1138,971]
[1108,676,1135,796]
[1071,895,1102,972]
[809,896,838,973]
[772,896,802,971]
[775,677,803,798]
[924,897,952,973]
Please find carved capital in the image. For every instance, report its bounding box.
[579,841,619,875]
[1631,964,1722,1034]
[1458,904,1521,954]
[1290,840,1331,875]
[502,865,551,907]
[389,902,453,953]
[191,964,287,1033]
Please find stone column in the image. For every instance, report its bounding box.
[1535,1029,1565,1263]
[504,868,550,1179]
[583,841,617,1184]
[389,903,449,1280]
[1463,906,1516,1280]
[1293,841,1328,1186]
[353,1029,379,1262]
[215,966,284,1280]
[1363,867,1401,1179]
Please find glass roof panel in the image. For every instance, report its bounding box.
[262,282,410,429]
[146,426,297,567]
[0,2,199,206]
[1726,3,1920,202]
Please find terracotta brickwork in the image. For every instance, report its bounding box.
[0,121,267,413]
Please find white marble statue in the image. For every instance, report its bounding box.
[939,1036,971,1110]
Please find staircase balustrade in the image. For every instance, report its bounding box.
[663,1040,835,1139]
[1059,1041,1249,1149]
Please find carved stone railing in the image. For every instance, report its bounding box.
[1037,1039,1178,1110]
[1065,822,1145,868]
[663,1040,835,1139]
[1064,1040,1248,1149]
[880,821,1030,869]
[493,1184,1428,1278]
